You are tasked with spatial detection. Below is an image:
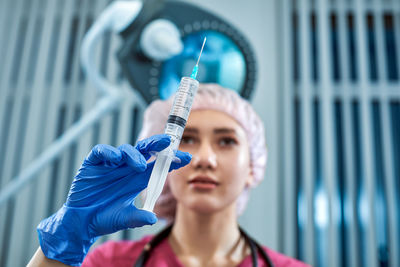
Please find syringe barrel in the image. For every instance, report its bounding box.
[143,77,199,212]
[167,77,199,128]
[165,76,199,150]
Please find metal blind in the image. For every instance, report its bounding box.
[0,0,147,266]
[280,0,400,267]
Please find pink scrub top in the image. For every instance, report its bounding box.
[82,235,309,267]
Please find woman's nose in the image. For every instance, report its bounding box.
[191,142,217,169]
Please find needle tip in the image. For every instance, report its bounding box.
[196,37,207,66]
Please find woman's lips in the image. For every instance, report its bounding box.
[188,176,219,190]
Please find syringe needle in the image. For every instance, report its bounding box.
[196,37,207,66]
[190,37,207,79]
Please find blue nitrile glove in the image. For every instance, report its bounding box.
[37,134,191,266]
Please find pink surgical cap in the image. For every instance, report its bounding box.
[138,83,267,220]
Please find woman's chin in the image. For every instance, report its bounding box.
[184,198,225,215]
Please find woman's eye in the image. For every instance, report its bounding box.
[218,137,238,147]
[181,136,196,145]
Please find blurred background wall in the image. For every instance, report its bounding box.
[0,0,399,266]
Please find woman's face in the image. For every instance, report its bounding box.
[168,110,253,215]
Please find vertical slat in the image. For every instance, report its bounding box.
[395,1,400,80]
[104,19,122,149]
[74,0,106,179]
[333,99,348,267]
[373,0,387,87]
[342,98,359,267]
[0,0,14,77]
[337,0,350,85]
[386,1,400,265]
[316,0,339,267]
[276,1,286,255]
[371,101,391,266]
[298,0,315,265]
[337,1,358,267]
[354,0,378,266]
[380,98,398,267]
[280,0,297,259]
[372,0,393,266]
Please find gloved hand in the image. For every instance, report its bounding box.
[37,134,191,266]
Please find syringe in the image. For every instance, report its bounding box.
[143,37,206,212]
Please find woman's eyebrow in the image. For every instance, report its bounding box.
[183,127,198,133]
[213,128,237,134]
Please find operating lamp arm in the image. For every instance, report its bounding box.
[0,1,143,207]
[81,0,143,95]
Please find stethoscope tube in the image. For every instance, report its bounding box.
[133,224,274,267]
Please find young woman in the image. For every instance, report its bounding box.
[81,84,308,267]
[28,84,308,267]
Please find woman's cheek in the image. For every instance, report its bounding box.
[221,150,247,167]
[168,169,188,196]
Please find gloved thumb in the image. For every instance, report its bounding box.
[119,205,158,229]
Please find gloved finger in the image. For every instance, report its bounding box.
[144,151,192,174]
[147,151,179,162]
[118,144,147,172]
[171,153,181,164]
[119,205,158,229]
[136,134,171,160]
[169,151,192,171]
[148,151,159,158]
[85,144,123,166]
